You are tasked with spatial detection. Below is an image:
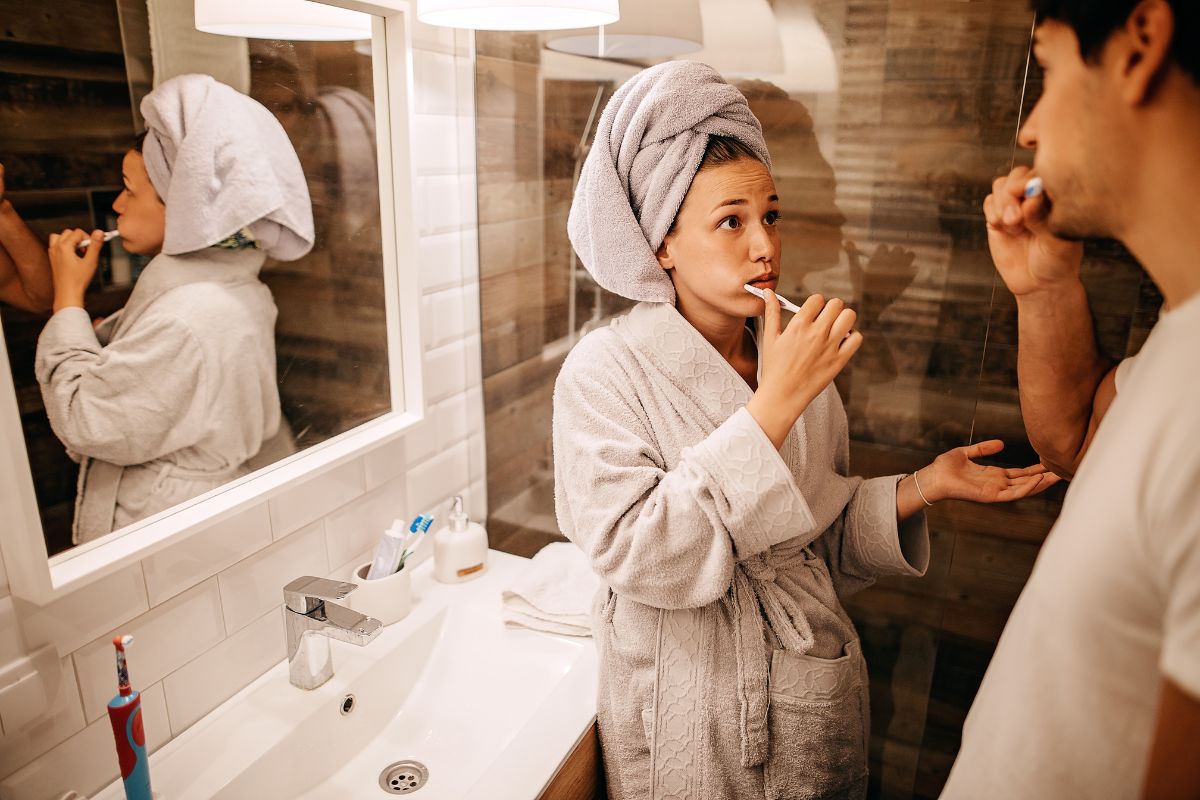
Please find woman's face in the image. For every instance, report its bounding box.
[657,157,781,321]
[112,150,166,256]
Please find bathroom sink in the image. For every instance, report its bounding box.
[94,551,598,800]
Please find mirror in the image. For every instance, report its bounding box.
[0,0,394,559]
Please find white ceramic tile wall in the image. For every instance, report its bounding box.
[0,27,486,799]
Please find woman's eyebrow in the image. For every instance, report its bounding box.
[710,194,779,212]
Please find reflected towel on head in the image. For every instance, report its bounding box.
[567,60,771,305]
[140,73,315,261]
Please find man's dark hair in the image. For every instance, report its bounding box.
[1031,0,1198,82]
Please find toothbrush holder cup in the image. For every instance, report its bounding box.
[344,562,412,626]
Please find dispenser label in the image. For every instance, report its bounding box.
[457,563,484,578]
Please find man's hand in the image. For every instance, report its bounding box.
[983,166,1085,297]
[48,228,103,312]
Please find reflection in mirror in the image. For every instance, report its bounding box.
[0,0,391,557]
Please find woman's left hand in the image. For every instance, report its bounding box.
[48,228,103,312]
[919,439,1061,504]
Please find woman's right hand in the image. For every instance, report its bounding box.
[983,166,1084,297]
[748,290,862,449]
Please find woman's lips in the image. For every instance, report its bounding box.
[747,278,777,290]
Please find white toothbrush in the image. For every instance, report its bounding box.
[77,230,120,250]
[744,283,802,313]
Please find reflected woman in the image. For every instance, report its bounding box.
[36,73,314,544]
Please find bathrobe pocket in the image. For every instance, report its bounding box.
[764,642,868,800]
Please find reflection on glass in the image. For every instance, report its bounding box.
[0,0,390,557]
[477,3,1160,798]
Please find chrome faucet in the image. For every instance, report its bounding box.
[283,576,382,690]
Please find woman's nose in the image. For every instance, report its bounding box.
[749,223,776,261]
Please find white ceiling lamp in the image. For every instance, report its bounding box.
[417,0,619,31]
[545,0,703,60]
[195,0,372,40]
[683,0,783,78]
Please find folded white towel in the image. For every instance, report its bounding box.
[501,542,600,637]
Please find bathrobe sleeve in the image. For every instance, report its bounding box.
[812,475,930,598]
[35,306,210,466]
[553,335,817,610]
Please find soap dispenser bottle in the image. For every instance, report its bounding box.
[433,496,488,583]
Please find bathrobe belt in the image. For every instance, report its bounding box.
[73,457,242,544]
[649,540,817,799]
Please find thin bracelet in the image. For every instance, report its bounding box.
[912,468,933,507]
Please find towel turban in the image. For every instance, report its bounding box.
[567,61,771,305]
[140,73,315,261]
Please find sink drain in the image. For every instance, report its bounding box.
[378,760,428,795]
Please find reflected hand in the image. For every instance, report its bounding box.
[919,439,1061,504]
[983,166,1083,297]
[845,240,917,323]
[48,228,103,312]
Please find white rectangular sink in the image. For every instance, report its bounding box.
[96,551,598,800]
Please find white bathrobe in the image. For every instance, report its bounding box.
[36,247,280,543]
[553,302,930,800]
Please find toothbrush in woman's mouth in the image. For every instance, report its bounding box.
[76,230,120,250]
[744,283,802,313]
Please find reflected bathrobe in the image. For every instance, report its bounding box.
[553,302,930,800]
[36,247,280,544]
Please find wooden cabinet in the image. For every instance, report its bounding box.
[538,721,606,800]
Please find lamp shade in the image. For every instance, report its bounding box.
[545,0,702,59]
[195,0,372,40]
[418,0,619,31]
[683,0,783,77]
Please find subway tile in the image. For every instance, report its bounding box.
[434,391,470,449]
[162,607,284,736]
[363,436,408,491]
[424,338,469,403]
[465,385,485,438]
[410,18,457,55]
[459,228,480,282]
[0,681,168,800]
[419,231,465,293]
[428,286,468,349]
[0,657,84,778]
[323,475,407,572]
[465,334,483,389]
[468,431,486,484]
[17,565,148,657]
[412,50,458,116]
[268,459,365,539]
[467,479,488,522]
[217,522,328,635]
[141,504,273,607]
[413,114,459,174]
[404,418,440,467]
[421,175,464,235]
[462,282,481,338]
[406,440,471,516]
[0,599,24,666]
[74,580,224,723]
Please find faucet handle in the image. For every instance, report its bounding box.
[283,576,357,614]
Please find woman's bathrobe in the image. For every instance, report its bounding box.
[553,302,930,800]
[36,247,281,543]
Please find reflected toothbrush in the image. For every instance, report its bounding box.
[744,283,802,313]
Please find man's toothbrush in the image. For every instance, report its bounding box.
[76,230,120,250]
[744,283,802,313]
[1024,176,1044,198]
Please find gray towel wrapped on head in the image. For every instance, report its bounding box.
[140,73,315,261]
[567,60,771,305]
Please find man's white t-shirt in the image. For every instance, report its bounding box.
[942,293,1200,799]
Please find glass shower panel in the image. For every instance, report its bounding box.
[476,3,1159,798]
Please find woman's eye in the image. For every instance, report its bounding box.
[718,216,741,230]
[765,211,780,225]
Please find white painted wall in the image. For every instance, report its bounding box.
[0,21,483,800]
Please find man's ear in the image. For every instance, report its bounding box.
[1117,0,1176,106]
[655,238,674,271]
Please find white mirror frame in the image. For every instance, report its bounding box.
[0,0,426,604]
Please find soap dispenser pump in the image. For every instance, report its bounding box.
[433,496,488,583]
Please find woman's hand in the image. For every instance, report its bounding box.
[48,228,103,312]
[916,439,1061,504]
[747,289,863,449]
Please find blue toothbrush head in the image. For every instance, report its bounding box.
[409,513,435,534]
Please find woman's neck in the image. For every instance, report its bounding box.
[674,297,757,387]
